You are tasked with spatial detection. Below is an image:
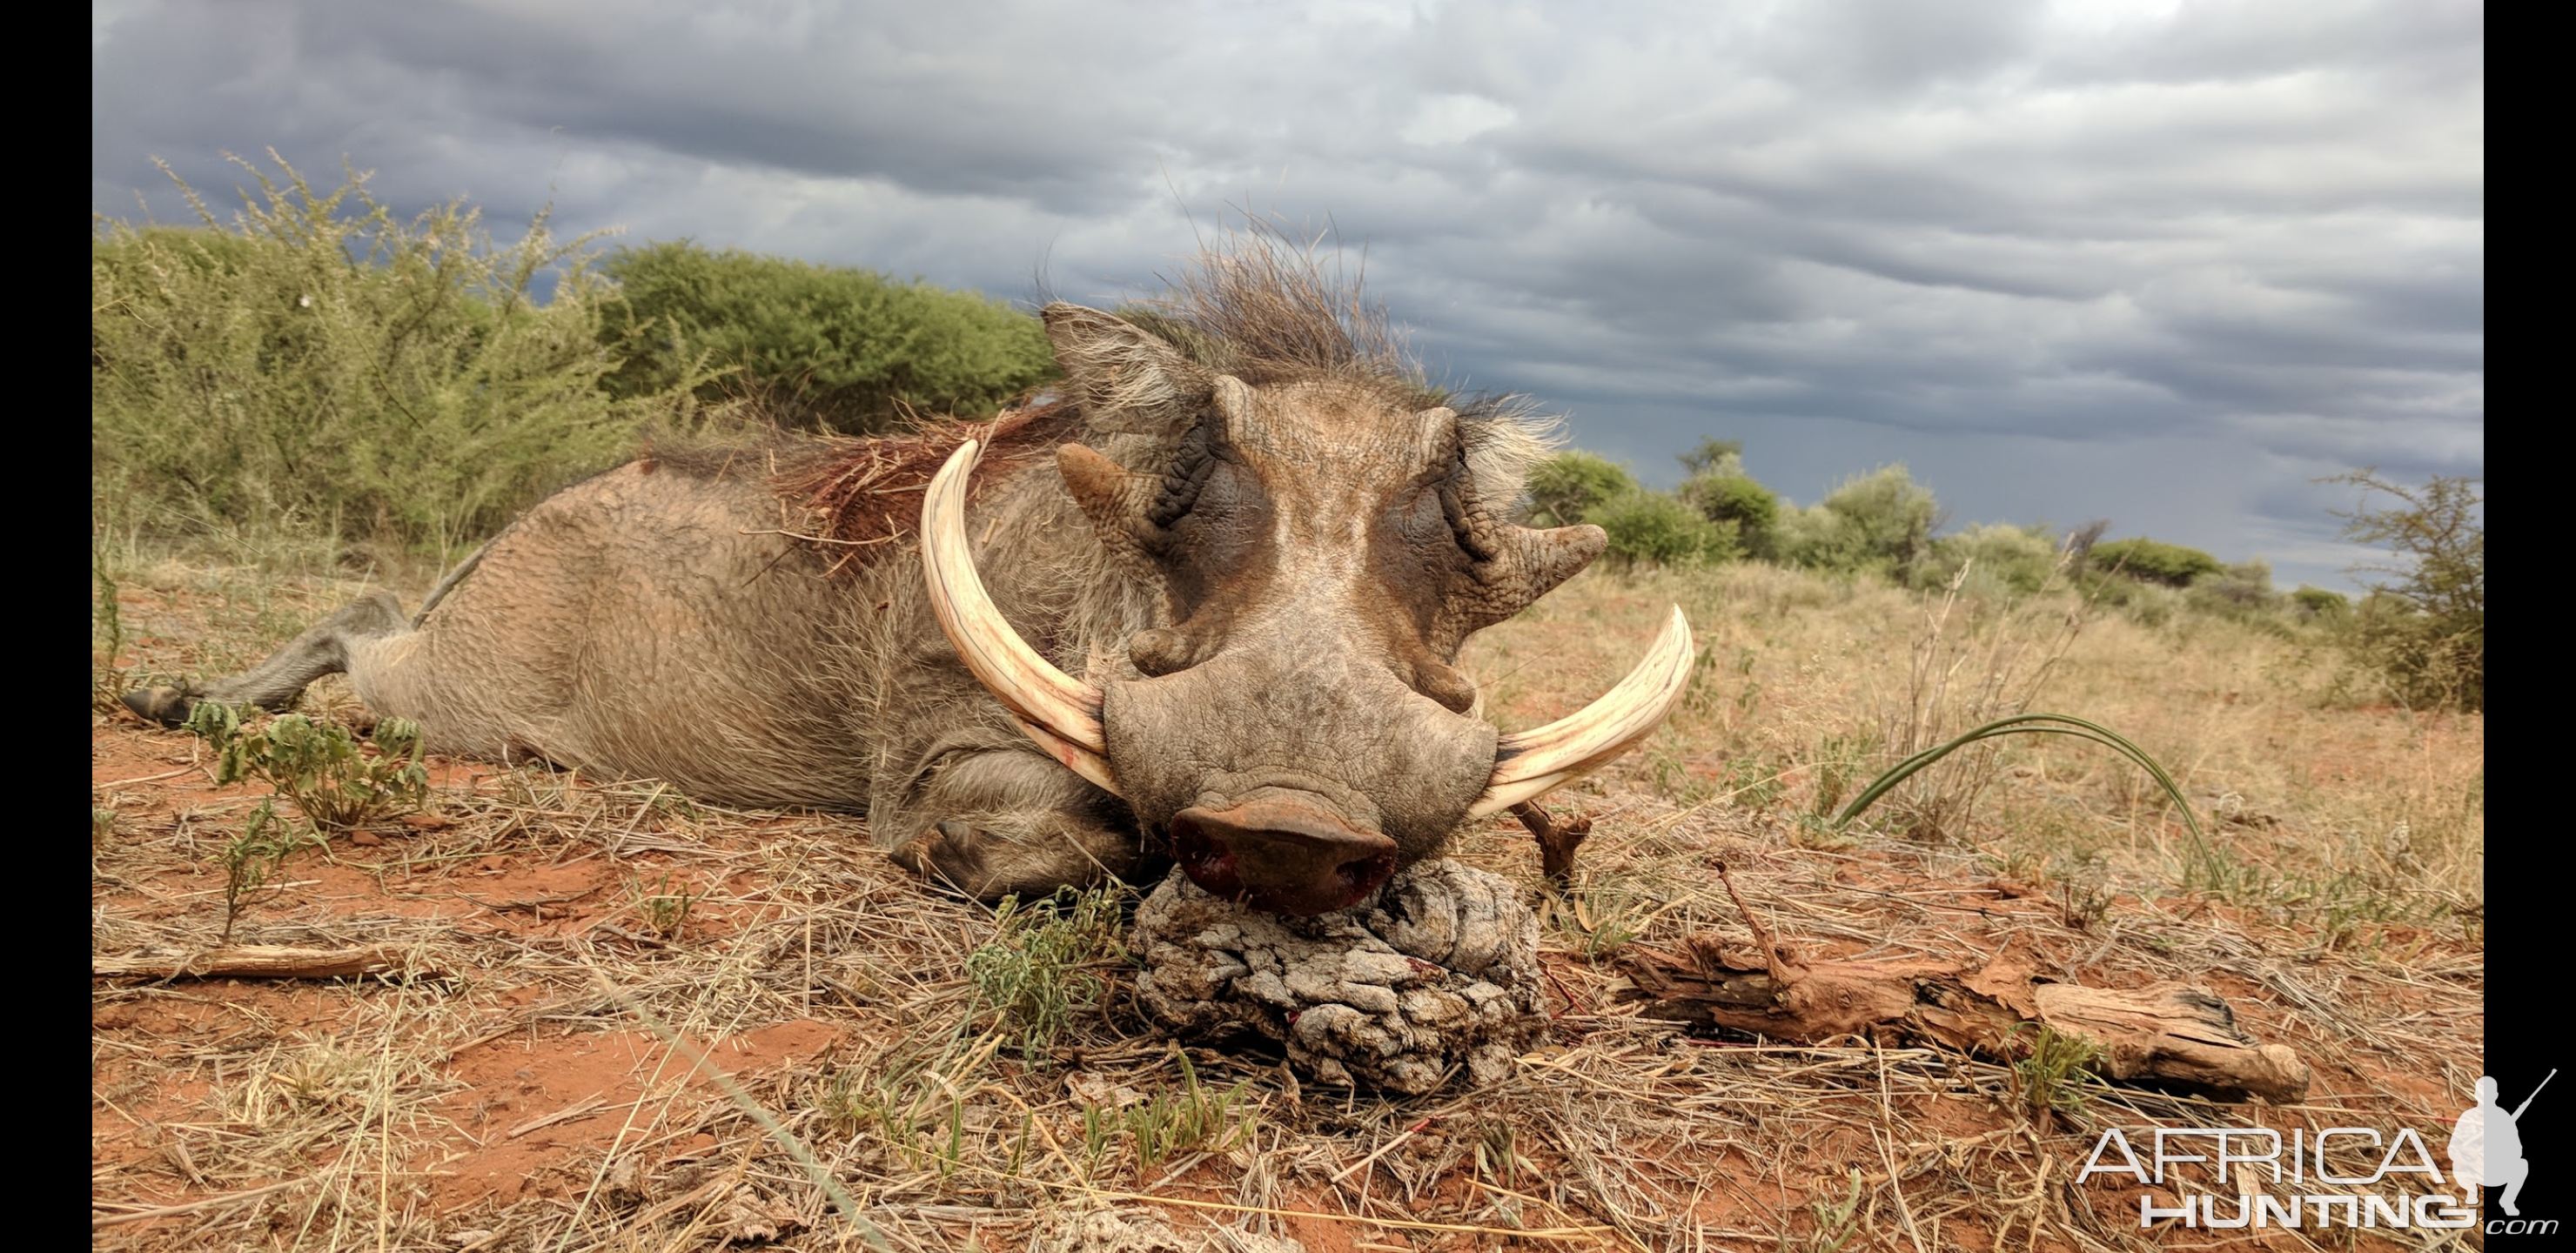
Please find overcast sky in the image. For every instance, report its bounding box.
[92,0,2482,592]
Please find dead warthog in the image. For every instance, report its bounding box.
[129,244,1692,914]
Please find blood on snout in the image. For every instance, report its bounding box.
[1167,791,1398,916]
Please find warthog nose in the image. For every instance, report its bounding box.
[1168,792,1399,916]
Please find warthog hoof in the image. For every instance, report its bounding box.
[1131,858,1546,1094]
[892,821,996,898]
[120,686,198,727]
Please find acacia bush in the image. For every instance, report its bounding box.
[2184,559,2283,619]
[2291,586,2351,620]
[2086,537,2222,587]
[2329,472,2483,710]
[1923,523,2063,597]
[1677,445,1781,559]
[1523,451,1635,528]
[602,240,1056,433]
[1776,465,1940,575]
[92,155,678,553]
[1588,488,1739,568]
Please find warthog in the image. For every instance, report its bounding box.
[129,246,1691,915]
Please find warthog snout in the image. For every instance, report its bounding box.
[1169,789,1400,915]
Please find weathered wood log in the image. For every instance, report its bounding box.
[91,944,434,981]
[2030,982,2311,1105]
[1615,937,2309,1104]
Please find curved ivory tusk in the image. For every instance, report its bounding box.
[1468,606,1695,817]
[921,439,1120,793]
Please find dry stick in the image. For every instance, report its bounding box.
[1712,861,1793,985]
[91,944,433,981]
[96,763,204,789]
[1510,801,1593,883]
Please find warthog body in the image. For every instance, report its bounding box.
[135,246,1688,912]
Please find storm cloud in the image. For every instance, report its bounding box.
[92,0,2484,590]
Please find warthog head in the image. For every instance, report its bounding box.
[923,298,1692,915]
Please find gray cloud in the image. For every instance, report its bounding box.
[92,0,2482,591]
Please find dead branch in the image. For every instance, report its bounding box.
[1617,939,2309,1104]
[1510,801,1592,883]
[91,944,437,982]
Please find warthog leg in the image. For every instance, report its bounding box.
[882,743,1158,902]
[124,592,410,726]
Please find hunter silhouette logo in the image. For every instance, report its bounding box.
[2453,1071,2550,1216]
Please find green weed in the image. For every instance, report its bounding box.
[1798,1168,1866,1253]
[1079,1051,1258,1171]
[634,872,695,940]
[220,799,322,942]
[829,1036,998,1180]
[2011,1025,2103,1129]
[963,886,1129,1062]
[187,704,429,831]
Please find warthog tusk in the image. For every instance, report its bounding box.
[1469,606,1695,817]
[921,440,1121,794]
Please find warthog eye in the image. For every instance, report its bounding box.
[1145,418,1219,531]
[1435,457,1500,564]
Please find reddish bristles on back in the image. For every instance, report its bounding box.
[771,400,1081,564]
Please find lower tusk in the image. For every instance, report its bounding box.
[921,439,1121,792]
[1468,606,1694,817]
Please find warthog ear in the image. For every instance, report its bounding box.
[1043,304,1211,436]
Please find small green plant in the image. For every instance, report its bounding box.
[92,807,119,849]
[2056,875,2114,932]
[830,1036,998,1179]
[2011,1024,2103,1129]
[1473,1116,1524,1188]
[187,704,429,830]
[635,872,695,940]
[1718,757,1784,810]
[1080,1051,1258,1170]
[963,886,1128,1061]
[1801,1168,1866,1253]
[219,799,321,942]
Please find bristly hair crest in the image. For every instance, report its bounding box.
[1112,221,1564,495]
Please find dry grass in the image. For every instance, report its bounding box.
[92,554,2483,1250]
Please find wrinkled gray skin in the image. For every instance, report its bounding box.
[131,305,1605,914]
